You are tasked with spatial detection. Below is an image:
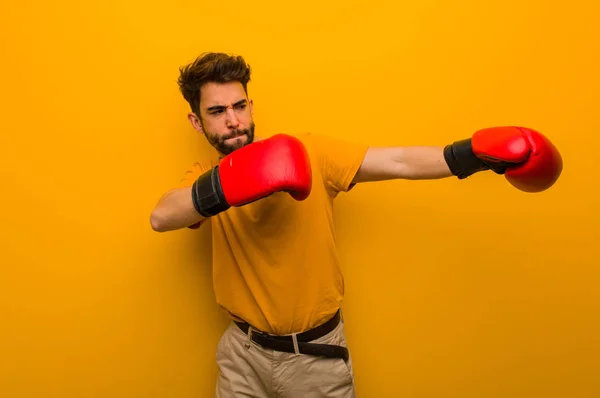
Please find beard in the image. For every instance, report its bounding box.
[204,122,256,156]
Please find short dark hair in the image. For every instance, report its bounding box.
[177,52,252,116]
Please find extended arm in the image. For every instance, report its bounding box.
[352,126,563,193]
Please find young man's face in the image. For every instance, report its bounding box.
[188,81,255,156]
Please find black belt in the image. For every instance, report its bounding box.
[234,310,349,361]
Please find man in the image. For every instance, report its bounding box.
[150,52,562,398]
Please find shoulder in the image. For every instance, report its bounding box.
[291,132,367,158]
[294,132,369,162]
[291,132,369,195]
[293,131,335,148]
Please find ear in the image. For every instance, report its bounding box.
[187,112,204,134]
[249,98,254,116]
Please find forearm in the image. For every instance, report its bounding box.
[393,146,453,180]
[150,187,207,232]
[354,146,453,183]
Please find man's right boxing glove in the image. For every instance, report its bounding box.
[444,126,563,192]
[191,134,312,217]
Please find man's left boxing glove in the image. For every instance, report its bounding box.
[191,134,312,217]
[444,126,563,192]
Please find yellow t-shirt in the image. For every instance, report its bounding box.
[175,132,368,335]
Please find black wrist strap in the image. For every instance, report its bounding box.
[191,166,230,217]
[443,138,490,179]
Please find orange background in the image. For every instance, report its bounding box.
[1,1,598,397]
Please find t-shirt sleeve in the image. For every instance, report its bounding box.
[172,161,213,190]
[308,133,369,197]
[171,161,214,229]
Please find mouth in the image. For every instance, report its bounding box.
[225,134,246,142]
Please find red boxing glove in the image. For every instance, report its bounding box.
[444,126,563,192]
[191,134,312,217]
[219,134,312,204]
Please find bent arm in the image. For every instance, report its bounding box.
[150,187,207,232]
[352,146,453,183]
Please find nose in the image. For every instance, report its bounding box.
[225,108,240,128]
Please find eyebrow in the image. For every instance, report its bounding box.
[206,99,247,112]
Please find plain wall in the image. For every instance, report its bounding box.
[1,0,598,397]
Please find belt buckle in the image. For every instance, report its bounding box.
[245,325,274,349]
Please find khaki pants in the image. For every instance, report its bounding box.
[215,318,356,398]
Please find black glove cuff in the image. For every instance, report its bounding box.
[443,138,490,179]
[191,166,230,217]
